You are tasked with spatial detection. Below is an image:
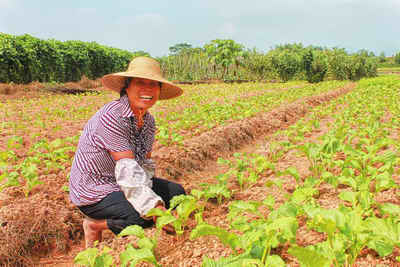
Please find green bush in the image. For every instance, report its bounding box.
[302,49,328,83]
[245,50,274,80]
[0,33,139,83]
[395,52,400,65]
[270,50,302,82]
[326,48,349,80]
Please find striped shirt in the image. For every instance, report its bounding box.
[69,95,156,206]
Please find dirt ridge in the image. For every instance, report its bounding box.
[154,83,356,179]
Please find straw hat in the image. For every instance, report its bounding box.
[101,57,183,100]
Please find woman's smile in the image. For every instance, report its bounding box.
[127,78,161,110]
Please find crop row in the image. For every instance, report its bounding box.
[186,76,400,266]
[73,76,400,266]
[0,81,313,149]
[0,80,332,195]
[154,80,349,145]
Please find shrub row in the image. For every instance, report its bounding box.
[160,43,378,82]
[0,33,379,84]
[0,33,147,83]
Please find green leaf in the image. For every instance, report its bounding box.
[262,195,275,211]
[288,246,330,267]
[375,172,396,192]
[118,225,145,238]
[269,202,299,220]
[280,166,301,183]
[120,244,159,267]
[265,217,298,243]
[190,224,240,250]
[146,207,165,217]
[137,237,155,251]
[367,239,394,257]
[265,255,286,267]
[291,187,318,204]
[191,189,205,200]
[74,247,98,266]
[379,203,400,217]
[170,194,195,209]
[265,179,283,190]
[94,252,113,267]
[156,213,176,229]
[339,191,357,206]
[176,198,198,223]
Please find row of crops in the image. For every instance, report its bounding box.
[0,34,378,84]
[153,80,350,146]
[0,80,335,195]
[70,75,400,266]
[0,80,348,150]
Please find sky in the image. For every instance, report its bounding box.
[1,0,399,57]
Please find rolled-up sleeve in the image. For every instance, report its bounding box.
[115,158,163,217]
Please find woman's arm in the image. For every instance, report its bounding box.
[109,151,150,160]
[110,150,165,211]
[109,150,134,161]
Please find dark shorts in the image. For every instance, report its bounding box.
[78,177,185,235]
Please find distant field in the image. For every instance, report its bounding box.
[378,67,400,73]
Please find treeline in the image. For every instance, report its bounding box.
[159,41,380,82]
[0,33,387,84]
[0,33,148,83]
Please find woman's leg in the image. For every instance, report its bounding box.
[82,217,108,248]
[78,191,153,246]
[151,177,186,208]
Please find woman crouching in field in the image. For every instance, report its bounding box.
[69,57,185,247]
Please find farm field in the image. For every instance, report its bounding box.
[378,67,400,75]
[0,76,400,266]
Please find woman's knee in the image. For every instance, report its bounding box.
[171,182,186,197]
[108,215,153,235]
[125,215,154,229]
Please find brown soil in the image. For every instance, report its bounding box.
[1,81,398,266]
[153,83,355,180]
[36,80,400,266]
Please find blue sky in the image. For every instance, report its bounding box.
[1,0,399,57]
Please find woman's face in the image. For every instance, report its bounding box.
[126,78,160,110]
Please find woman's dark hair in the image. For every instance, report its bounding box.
[120,78,162,98]
[120,78,132,98]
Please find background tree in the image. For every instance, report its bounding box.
[395,52,400,65]
[378,52,386,63]
[204,39,247,79]
[169,43,192,55]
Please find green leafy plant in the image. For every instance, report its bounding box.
[118,225,160,267]
[147,194,202,235]
[74,245,114,267]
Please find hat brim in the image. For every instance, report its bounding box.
[101,71,183,100]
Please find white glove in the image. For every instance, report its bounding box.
[115,158,163,217]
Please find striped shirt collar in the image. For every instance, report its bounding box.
[120,95,134,118]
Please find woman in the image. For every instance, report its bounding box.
[69,57,185,247]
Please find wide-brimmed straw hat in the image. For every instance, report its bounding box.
[101,56,183,100]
